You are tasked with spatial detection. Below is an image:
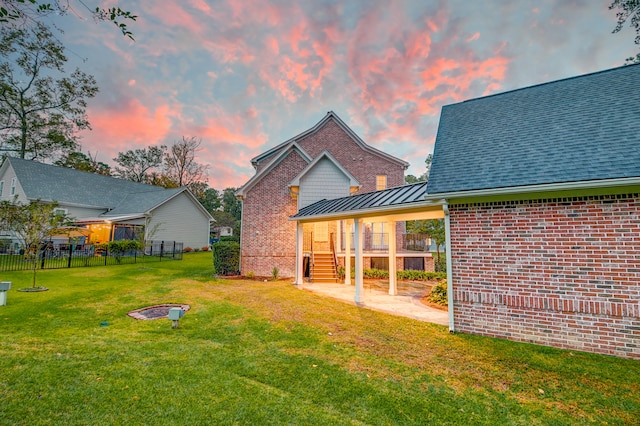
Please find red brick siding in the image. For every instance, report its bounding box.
[240,150,308,277]
[297,120,405,191]
[241,118,406,278]
[450,194,640,359]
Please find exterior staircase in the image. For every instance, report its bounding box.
[311,252,339,283]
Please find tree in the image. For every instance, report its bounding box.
[222,187,242,220]
[198,187,222,214]
[54,150,111,175]
[405,154,432,184]
[610,0,640,63]
[0,23,99,161]
[0,1,137,40]
[423,219,445,269]
[113,145,165,183]
[0,198,74,288]
[164,136,208,188]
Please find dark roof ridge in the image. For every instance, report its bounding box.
[450,63,639,107]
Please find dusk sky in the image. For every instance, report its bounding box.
[44,1,637,190]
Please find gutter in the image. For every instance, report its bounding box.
[425,177,640,201]
[443,202,455,333]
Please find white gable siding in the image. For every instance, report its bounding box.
[299,158,350,209]
[149,192,210,249]
[0,165,27,203]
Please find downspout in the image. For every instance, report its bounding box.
[443,202,455,333]
[237,195,244,275]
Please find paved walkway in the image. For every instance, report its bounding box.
[299,281,449,326]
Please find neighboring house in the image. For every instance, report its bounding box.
[237,111,422,279]
[291,65,640,359]
[212,225,233,237]
[0,157,213,249]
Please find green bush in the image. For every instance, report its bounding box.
[100,240,143,264]
[271,266,279,281]
[219,235,240,243]
[213,241,240,275]
[397,270,446,281]
[428,279,448,305]
[360,268,446,281]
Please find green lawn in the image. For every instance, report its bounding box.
[1,252,638,425]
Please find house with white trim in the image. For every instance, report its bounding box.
[0,157,213,250]
[291,65,640,359]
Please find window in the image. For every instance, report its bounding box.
[0,181,4,197]
[10,178,16,196]
[376,175,387,190]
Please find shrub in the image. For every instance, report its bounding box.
[213,241,240,275]
[271,266,279,281]
[102,240,143,264]
[428,279,448,305]
[337,266,345,280]
[194,247,201,252]
[397,270,447,281]
[219,235,240,243]
[246,271,255,279]
[183,247,193,253]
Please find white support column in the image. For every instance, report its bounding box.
[387,220,397,296]
[344,220,351,286]
[294,222,304,286]
[354,218,363,304]
[443,203,455,333]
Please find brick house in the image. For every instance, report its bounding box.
[237,111,421,278]
[292,65,640,359]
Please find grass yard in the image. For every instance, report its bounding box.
[0,252,638,425]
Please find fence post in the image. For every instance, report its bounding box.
[160,241,164,261]
[68,244,73,268]
[105,247,108,265]
[173,241,176,259]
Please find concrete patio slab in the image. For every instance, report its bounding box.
[298,281,449,326]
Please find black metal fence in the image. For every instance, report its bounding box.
[0,240,183,272]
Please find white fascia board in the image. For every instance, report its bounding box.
[289,199,446,223]
[238,142,312,198]
[289,149,361,188]
[425,177,640,202]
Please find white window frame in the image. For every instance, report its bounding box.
[0,180,4,197]
[10,177,16,196]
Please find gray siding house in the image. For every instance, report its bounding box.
[0,157,213,249]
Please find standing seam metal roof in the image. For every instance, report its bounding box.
[291,181,427,218]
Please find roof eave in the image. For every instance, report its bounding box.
[426,177,640,201]
[290,198,446,223]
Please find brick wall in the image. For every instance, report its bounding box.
[297,120,405,191]
[241,117,406,278]
[449,194,640,359]
[240,150,308,277]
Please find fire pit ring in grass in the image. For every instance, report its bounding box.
[128,304,190,320]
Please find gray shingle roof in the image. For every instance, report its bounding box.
[7,157,183,214]
[427,64,640,194]
[291,181,427,219]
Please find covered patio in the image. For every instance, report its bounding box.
[290,181,451,328]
